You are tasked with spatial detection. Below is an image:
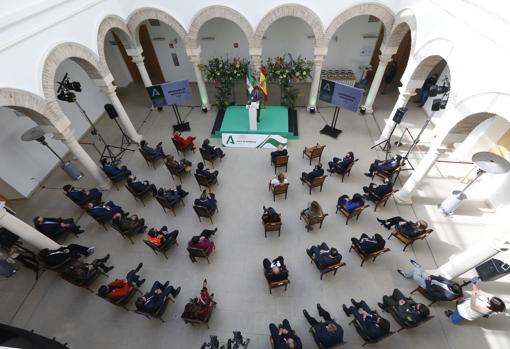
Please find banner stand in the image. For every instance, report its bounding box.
[171,104,190,132]
[320,106,342,138]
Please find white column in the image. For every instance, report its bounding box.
[0,202,60,250]
[130,54,153,88]
[102,84,143,143]
[187,46,210,111]
[55,128,111,190]
[375,89,413,144]
[307,54,325,111]
[432,236,510,279]
[394,146,442,204]
[363,54,392,114]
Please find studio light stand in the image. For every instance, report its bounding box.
[320,107,342,138]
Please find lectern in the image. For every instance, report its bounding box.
[246,101,259,131]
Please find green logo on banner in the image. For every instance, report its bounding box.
[226,136,235,144]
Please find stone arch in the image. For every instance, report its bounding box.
[321,3,394,48]
[386,9,416,53]
[253,4,324,50]
[41,42,110,102]
[126,7,187,46]
[97,15,137,69]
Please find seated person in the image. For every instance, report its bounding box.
[173,131,195,148]
[306,242,342,269]
[188,228,217,255]
[337,193,365,212]
[262,206,281,224]
[156,185,188,204]
[146,226,178,247]
[365,155,402,178]
[61,254,113,284]
[328,152,354,174]
[39,243,94,267]
[182,279,215,321]
[271,144,288,160]
[301,163,324,182]
[445,278,506,324]
[351,233,386,255]
[86,201,125,221]
[33,216,84,238]
[140,140,166,159]
[269,319,302,349]
[100,158,131,178]
[63,184,101,206]
[398,260,463,301]
[377,216,428,238]
[194,190,217,212]
[363,177,393,201]
[343,299,390,341]
[127,175,157,196]
[98,262,145,301]
[165,155,192,174]
[263,256,288,282]
[303,304,343,348]
[380,288,430,326]
[196,162,218,183]
[112,213,146,235]
[270,173,289,188]
[202,138,225,159]
[135,280,181,314]
[300,201,324,231]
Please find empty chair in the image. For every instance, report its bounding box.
[303,143,326,165]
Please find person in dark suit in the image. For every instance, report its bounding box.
[194,190,217,212]
[262,206,281,224]
[269,319,302,349]
[337,193,365,212]
[365,155,402,178]
[127,175,157,196]
[157,186,188,204]
[112,213,146,235]
[303,304,343,348]
[363,177,393,201]
[306,242,342,269]
[39,244,94,267]
[61,254,113,285]
[351,233,385,254]
[301,164,324,182]
[202,138,225,159]
[343,299,390,340]
[33,216,84,239]
[414,73,438,107]
[86,201,125,221]
[271,145,288,160]
[263,256,288,282]
[135,281,181,314]
[328,152,354,174]
[165,155,192,174]
[140,140,165,159]
[196,162,218,184]
[376,216,428,238]
[381,59,397,95]
[380,289,430,325]
[63,185,102,206]
[100,158,131,178]
[398,260,463,301]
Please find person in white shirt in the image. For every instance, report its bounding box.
[270,173,289,188]
[445,278,506,324]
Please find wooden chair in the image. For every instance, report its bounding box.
[336,204,370,225]
[187,247,211,264]
[374,166,401,182]
[139,148,163,168]
[87,212,110,231]
[105,286,142,311]
[195,173,217,192]
[349,311,394,346]
[266,277,290,294]
[171,138,195,157]
[165,161,188,183]
[155,195,184,216]
[349,243,390,267]
[300,211,328,232]
[370,190,397,212]
[106,171,130,189]
[199,148,219,168]
[303,144,326,165]
[182,301,216,329]
[125,184,153,206]
[144,236,178,259]
[309,256,346,280]
[110,219,146,244]
[136,296,174,322]
[193,205,217,224]
[271,155,289,174]
[269,182,289,201]
[263,218,282,238]
[388,228,433,251]
[328,158,359,183]
[302,175,326,195]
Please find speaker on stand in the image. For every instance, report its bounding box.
[371,107,407,156]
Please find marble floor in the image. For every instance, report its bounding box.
[1,82,509,349]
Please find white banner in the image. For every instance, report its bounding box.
[221,133,287,149]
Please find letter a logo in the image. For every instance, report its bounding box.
[226,136,235,144]
[151,88,161,97]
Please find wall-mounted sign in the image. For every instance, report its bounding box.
[233,42,239,48]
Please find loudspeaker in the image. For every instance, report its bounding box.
[104,104,118,119]
[392,107,407,124]
[431,99,441,111]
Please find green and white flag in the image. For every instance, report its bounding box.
[245,64,255,98]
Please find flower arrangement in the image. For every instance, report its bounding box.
[200,57,249,109]
[266,55,314,109]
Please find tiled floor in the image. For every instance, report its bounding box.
[1,83,509,349]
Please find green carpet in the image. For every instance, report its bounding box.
[212,106,297,139]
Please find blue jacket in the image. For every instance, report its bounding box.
[313,321,343,347]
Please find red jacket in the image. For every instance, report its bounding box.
[175,135,194,146]
[107,279,130,300]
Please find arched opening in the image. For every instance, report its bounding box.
[103,30,142,87]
